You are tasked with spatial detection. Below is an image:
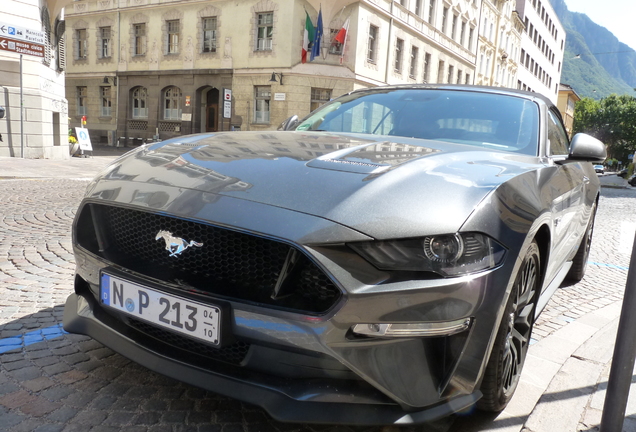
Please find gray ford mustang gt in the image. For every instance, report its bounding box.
[64,85,606,425]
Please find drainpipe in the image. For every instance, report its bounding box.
[115,10,120,145]
[384,2,394,84]
[474,0,484,84]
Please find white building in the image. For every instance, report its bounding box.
[0,0,71,159]
[515,0,565,103]
[475,0,524,88]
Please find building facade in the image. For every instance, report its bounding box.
[63,0,484,143]
[557,83,580,138]
[515,0,565,103]
[0,0,70,159]
[474,0,523,88]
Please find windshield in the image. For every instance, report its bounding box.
[296,88,540,156]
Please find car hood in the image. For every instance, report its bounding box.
[94,131,542,239]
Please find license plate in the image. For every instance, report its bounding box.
[100,273,221,346]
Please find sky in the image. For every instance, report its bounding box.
[563,0,636,52]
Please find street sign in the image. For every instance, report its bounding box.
[0,21,45,45]
[75,127,93,151]
[223,101,231,119]
[224,89,232,101]
[0,38,44,58]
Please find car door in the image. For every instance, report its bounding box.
[545,109,588,281]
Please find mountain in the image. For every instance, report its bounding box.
[549,0,636,99]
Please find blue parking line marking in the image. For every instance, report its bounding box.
[588,261,630,271]
[0,323,68,354]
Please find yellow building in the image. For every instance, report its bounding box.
[557,83,580,138]
[64,0,484,144]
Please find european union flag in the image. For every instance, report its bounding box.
[310,7,323,61]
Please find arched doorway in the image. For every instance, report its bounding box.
[205,88,219,132]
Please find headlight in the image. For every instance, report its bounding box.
[348,232,506,277]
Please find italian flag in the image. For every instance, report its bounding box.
[334,18,349,45]
[302,11,314,64]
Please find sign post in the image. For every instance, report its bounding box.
[223,89,232,132]
[75,127,93,156]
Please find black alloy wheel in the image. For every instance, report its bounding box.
[478,241,540,412]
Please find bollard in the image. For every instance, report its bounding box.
[600,229,636,431]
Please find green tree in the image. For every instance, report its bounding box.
[573,94,636,162]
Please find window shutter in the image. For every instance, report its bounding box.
[57,36,66,71]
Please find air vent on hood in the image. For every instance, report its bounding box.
[306,142,439,174]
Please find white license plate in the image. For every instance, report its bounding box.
[100,273,221,346]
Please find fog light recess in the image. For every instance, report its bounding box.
[352,318,471,338]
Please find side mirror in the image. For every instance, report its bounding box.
[0,106,5,119]
[277,115,299,131]
[568,133,607,163]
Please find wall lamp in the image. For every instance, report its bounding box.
[269,72,284,85]
[103,76,118,86]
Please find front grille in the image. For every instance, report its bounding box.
[76,203,342,314]
[127,318,250,365]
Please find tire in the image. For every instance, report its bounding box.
[478,241,539,412]
[565,203,596,283]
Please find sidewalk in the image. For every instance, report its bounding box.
[452,301,634,432]
[0,147,634,432]
[0,145,131,179]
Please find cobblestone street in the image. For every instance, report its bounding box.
[0,176,635,432]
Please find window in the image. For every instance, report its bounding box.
[134,24,146,56]
[76,29,87,59]
[167,20,179,54]
[77,86,87,115]
[441,7,448,33]
[457,69,462,84]
[423,52,431,82]
[468,27,474,50]
[428,0,435,23]
[460,21,466,46]
[437,60,445,83]
[100,27,111,58]
[311,88,332,112]
[465,72,470,85]
[256,12,273,51]
[132,87,148,118]
[163,86,182,120]
[329,28,343,55]
[367,25,378,62]
[409,46,418,78]
[100,87,112,116]
[451,14,458,40]
[447,65,454,83]
[254,86,271,123]
[548,110,569,156]
[203,17,217,53]
[415,0,422,16]
[394,38,404,73]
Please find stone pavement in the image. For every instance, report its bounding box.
[0,147,635,431]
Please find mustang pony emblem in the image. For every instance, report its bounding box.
[155,230,203,257]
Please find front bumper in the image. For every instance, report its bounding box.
[63,290,480,424]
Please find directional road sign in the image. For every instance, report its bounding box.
[0,38,44,58]
[0,21,45,45]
